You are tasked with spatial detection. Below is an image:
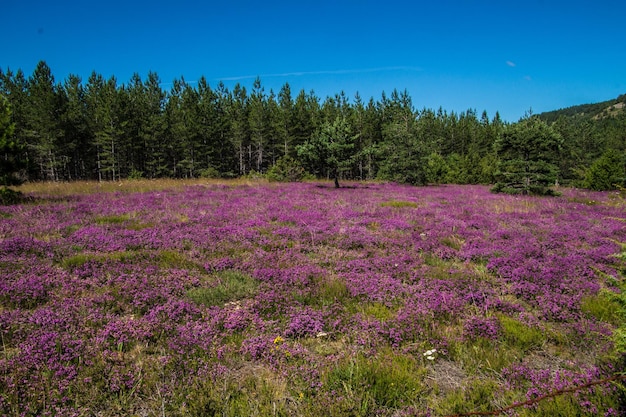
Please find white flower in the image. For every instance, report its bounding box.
[423,349,437,360]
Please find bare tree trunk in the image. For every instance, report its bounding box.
[97,148,102,182]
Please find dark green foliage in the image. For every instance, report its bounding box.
[25,61,65,181]
[0,94,26,205]
[492,116,563,195]
[376,120,428,185]
[1,62,624,190]
[0,187,23,205]
[584,149,625,190]
[376,90,428,185]
[539,94,626,123]
[297,116,356,188]
[0,95,25,187]
[266,155,309,182]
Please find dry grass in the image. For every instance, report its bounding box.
[16,178,270,197]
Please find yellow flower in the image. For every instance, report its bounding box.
[273,335,284,345]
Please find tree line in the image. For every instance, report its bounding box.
[1,61,624,191]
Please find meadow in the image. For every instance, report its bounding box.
[1,180,625,416]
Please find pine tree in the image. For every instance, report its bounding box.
[297,116,356,188]
[228,83,249,175]
[166,78,200,178]
[60,74,91,180]
[292,89,319,150]
[584,149,625,190]
[143,72,168,177]
[248,78,267,172]
[0,69,29,169]
[86,72,122,181]
[212,82,236,176]
[377,90,428,185]
[492,115,563,195]
[277,83,294,157]
[25,61,63,180]
[0,95,25,186]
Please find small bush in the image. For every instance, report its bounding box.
[0,187,23,205]
[584,149,625,191]
[127,169,144,179]
[199,166,220,179]
[266,156,309,182]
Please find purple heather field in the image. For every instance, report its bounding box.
[0,182,624,416]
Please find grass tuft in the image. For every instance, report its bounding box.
[187,270,258,307]
[580,290,622,325]
[324,349,427,414]
[380,200,418,208]
[499,314,546,352]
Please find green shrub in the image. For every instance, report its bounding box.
[584,149,625,191]
[266,155,309,182]
[0,187,23,205]
[199,166,220,179]
[127,169,144,179]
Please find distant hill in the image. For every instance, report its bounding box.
[539,93,626,123]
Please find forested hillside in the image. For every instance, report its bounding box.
[539,94,626,122]
[1,61,624,190]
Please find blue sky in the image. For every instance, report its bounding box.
[2,0,625,121]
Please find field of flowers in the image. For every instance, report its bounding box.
[1,181,625,416]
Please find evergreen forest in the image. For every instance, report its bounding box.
[1,61,624,191]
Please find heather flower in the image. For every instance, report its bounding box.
[0,182,622,415]
[463,316,500,340]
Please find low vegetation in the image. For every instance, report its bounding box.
[0,181,624,416]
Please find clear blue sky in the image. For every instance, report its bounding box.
[2,0,625,122]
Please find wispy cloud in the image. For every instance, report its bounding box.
[218,66,422,81]
[506,61,516,67]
